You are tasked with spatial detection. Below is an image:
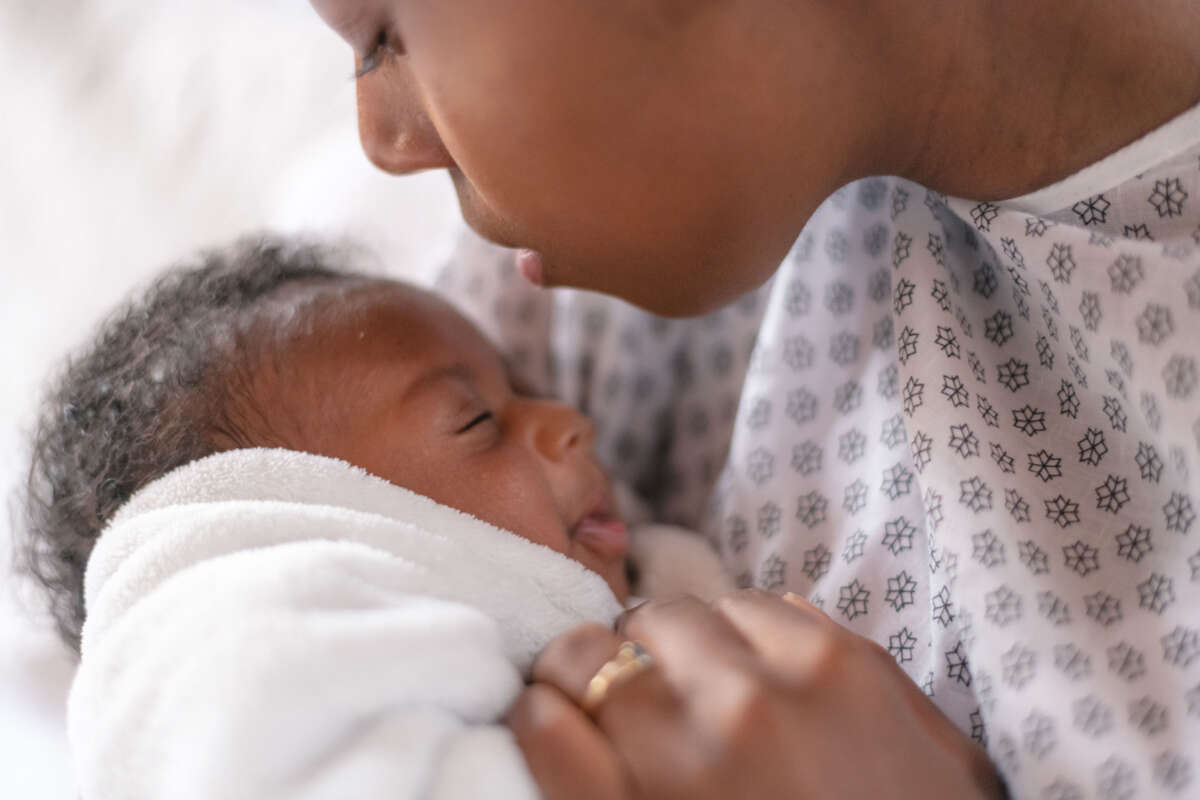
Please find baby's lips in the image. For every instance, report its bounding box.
[515,249,545,286]
[574,515,630,559]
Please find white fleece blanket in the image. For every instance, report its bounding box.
[69,447,730,800]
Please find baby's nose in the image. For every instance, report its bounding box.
[529,401,596,462]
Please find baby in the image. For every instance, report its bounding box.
[21,235,728,800]
[202,242,638,601]
[23,236,731,649]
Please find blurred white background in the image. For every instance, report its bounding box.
[1,1,461,795]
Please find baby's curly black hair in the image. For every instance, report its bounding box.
[17,234,367,652]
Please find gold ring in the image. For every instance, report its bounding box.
[581,641,655,713]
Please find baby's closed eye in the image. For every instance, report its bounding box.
[456,411,494,434]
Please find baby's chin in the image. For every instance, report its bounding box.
[604,558,632,605]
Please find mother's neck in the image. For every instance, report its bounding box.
[821,0,1200,199]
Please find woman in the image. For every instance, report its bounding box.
[309,0,1200,797]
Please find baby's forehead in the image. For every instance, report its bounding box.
[351,281,489,342]
[333,285,540,396]
[291,278,468,336]
[226,278,509,445]
[286,279,507,375]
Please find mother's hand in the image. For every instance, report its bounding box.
[508,590,1005,800]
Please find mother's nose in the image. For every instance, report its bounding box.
[355,59,456,175]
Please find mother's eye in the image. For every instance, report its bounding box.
[354,29,401,78]
[456,411,494,434]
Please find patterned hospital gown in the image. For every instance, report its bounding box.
[437,105,1200,798]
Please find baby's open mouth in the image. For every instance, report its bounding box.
[571,503,630,559]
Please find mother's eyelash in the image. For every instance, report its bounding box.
[353,30,391,79]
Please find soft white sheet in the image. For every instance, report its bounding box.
[70,448,731,800]
[71,448,621,800]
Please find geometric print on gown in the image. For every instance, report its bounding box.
[437,138,1200,800]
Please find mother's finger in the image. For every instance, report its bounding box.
[507,683,629,800]
[719,588,942,708]
[530,622,624,702]
[532,622,680,722]
[711,588,844,681]
[529,620,688,773]
[615,595,757,691]
[719,589,1006,798]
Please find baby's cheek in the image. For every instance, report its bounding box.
[470,465,570,553]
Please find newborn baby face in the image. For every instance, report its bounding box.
[234,281,630,601]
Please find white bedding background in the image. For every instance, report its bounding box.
[0,2,460,795]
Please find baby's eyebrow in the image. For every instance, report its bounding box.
[400,363,475,402]
[502,357,546,399]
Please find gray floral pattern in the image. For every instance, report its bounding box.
[440,136,1200,798]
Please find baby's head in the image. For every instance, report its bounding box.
[21,236,629,651]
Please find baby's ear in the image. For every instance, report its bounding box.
[612,482,653,526]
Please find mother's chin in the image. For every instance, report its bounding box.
[539,241,782,319]
[447,167,782,317]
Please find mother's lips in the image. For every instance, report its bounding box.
[515,249,546,286]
